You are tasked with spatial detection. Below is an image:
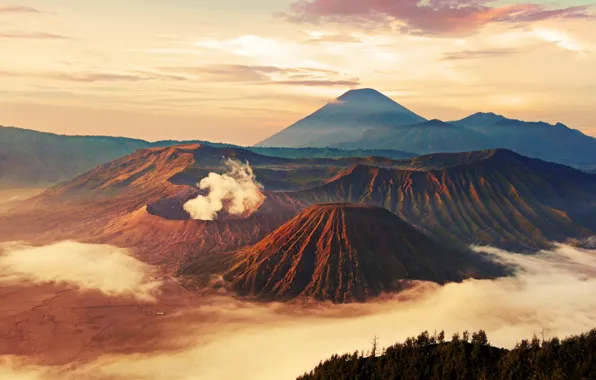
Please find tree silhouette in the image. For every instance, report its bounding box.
[298,329,596,380]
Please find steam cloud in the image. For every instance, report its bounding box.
[3,240,596,380]
[0,241,162,301]
[183,159,265,221]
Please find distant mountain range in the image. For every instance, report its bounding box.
[3,88,594,185]
[0,126,414,186]
[257,88,596,168]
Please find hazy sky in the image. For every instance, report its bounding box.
[0,0,595,144]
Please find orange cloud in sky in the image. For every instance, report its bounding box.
[0,1,594,143]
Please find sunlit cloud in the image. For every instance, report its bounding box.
[195,35,283,58]
[0,69,188,83]
[283,0,595,36]
[130,48,199,55]
[442,48,527,60]
[0,31,69,39]
[0,5,44,13]
[304,30,365,43]
[160,64,357,87]
[532,27,587,53]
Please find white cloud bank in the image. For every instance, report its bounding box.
[0,241,162,302]
[3,241,596,380]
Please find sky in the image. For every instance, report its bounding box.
[0,0,595,144]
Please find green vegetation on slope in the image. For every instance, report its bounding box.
[299,329,596,380]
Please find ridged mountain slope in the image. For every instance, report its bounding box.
[286,149,596,250]
[227,203,505,303]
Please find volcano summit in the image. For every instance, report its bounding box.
[226,203,506,303]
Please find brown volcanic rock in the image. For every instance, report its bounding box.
[226,203,504,303]
[2,145,594,279]
[0,144,306,272]
[287,149,596,250]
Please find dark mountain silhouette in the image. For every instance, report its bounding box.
[0,125,414,186]
[336,119,493,153]
[285,149,596,250]
[0,126,231,186]
[0,126,151,186]
[454,111,509,126]
[255,88,427,148]
[335,112,596,167]
[451,112,596,167]
[254,89,596,168]
[226,203,504,303]
[249,146,415,160]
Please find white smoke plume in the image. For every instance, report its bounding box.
[183,158,265,221]
[0,241,162,302]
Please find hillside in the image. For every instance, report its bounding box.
[0,126,152,186]
[1,146,594,272]
[0,125,415,186]
[255,88,427,148]
[249,146,415,160]
[336,119,493,153]
[226,203,505,303]
[298,329,596,380]
[0,144,406,269]
[0,126,225,186]
[452,112,596,167]
[286,149,596,249]
[0,144,308,270]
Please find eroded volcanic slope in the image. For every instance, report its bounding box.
[0,144,405,270]
[1,145,594,275]
[226,203,505,303]
[286,149,596,250]
[0,144,303,269]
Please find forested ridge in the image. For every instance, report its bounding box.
[298,329,596,380]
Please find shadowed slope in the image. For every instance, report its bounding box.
[287,150,596,250]
[255,88,426,148]
[226,204,505,303]
[452,112,596,167]
[335,119,493,153]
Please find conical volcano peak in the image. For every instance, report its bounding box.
[334,88,411,111]
[337,88,392,102]
[226,202,505,303]
[255,88,426,147]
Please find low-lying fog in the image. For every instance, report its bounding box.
[0,242,162,302]
[1,239,596,380]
